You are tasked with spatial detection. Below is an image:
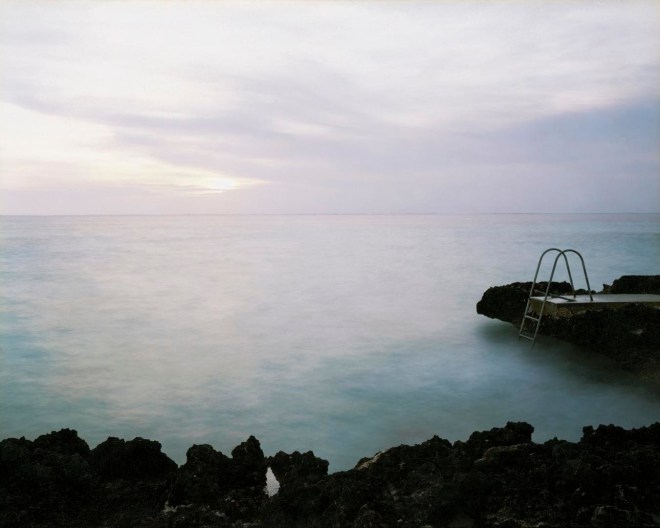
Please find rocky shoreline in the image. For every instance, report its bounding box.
[476,275,660,385]
[2,422,659,527]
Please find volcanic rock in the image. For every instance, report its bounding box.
[268,450,329,489]
[1,423,659,527]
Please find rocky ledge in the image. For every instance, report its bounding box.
[2,422,660,527]
[477,275,660,383]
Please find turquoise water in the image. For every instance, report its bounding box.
[1,214,658,470]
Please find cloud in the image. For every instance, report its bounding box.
[0,1,658,214]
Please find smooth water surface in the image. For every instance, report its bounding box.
[1,214,658,470]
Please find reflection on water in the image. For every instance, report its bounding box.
[1,214,659,470]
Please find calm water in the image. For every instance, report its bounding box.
[1,214,659,470]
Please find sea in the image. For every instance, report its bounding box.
[1,214,659,472]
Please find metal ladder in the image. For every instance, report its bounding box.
[519,248,593,345]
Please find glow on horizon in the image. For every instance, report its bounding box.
[0,102,260,196]
[0,1,658,215]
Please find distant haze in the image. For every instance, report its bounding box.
[1,1,658,215]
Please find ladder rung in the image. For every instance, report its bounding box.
[519,334,535,341]
[524,315,540,322]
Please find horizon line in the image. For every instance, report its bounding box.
[2,212,659,218]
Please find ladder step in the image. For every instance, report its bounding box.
[524,315,540,322]
[519,334,535,341]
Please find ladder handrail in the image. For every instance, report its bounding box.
[519,248,593,346]
[521,248,572,341]
[559,249,593,301]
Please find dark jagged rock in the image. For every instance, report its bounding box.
[169,443,233,507]
[166,436,267,525]
[476,275,660,382]
[543,303,660,375]
[33,427,92,458]
[476,281,574,325]
[268,450,329,489]
[230,435,268,490]
[463,421,534,452]
[0,430,93,528]
[262,421,660,528]
[608,275,660,294]
[1,423,659,527]
[91,436,177,480]
[83,436,178,527]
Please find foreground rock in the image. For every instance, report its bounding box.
[2,423,660,527]
[477,275,660,383]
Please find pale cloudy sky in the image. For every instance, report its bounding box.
[1,1,658,215]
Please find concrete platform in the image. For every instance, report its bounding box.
[529,294,660,317]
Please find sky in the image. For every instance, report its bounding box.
[0,1,658,215]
